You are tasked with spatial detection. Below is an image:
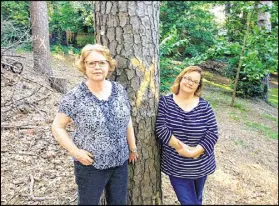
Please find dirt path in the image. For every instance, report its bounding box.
[1,53,278,205]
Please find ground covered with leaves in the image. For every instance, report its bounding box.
[1,52,278,205]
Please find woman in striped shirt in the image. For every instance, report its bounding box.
[155,66,218,205]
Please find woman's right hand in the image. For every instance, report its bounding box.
[72,149,94,165]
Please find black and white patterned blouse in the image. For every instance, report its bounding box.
[58,81,131,169]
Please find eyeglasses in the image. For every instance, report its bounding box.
[85,60,108,68]
[182,76,200,85]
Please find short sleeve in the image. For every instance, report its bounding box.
[123,88,131,111]
[57,93,76,119]
[117,82,131,111]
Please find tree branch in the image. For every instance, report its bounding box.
[28,174,56,201]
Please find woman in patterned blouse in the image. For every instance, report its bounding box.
[155,66,218,205]
[52,44,138,205]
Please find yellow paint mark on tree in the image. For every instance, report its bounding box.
[131,57,158,108]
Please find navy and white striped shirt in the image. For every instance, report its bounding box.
[155,94,218,179]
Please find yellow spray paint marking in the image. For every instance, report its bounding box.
[131,57,158,108]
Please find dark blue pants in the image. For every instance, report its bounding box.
[169,175,207,205]
[74,160,128,205]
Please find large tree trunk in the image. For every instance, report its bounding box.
[30,1,53,76]
[258,1,272,102]
[93,1,162,205]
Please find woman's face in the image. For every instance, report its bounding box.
[84,51,109,82]
[179,71,201,94]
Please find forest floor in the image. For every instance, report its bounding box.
[1,52,278,205]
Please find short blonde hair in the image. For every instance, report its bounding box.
[75,44,116,77]
[170,66,204,96]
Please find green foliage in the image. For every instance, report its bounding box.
[160,1,218,58]
[268,87,278,108]
[159,58,182,93]
[234,102,248,112]
[203,2,278,99]
[17,42,32,52]
[1,1,93,48]
[224,1,255,42]
[159,28,189,58]
[48,2,93,33]
[48,1,94,46]
[1,1,31,49]
[50,44,80,55]
[263,113,278,122]
[244,121,278,140]
[76,35,95,48]
[1,1,30,31]
[229,113,240,121]
[236,80,265,98]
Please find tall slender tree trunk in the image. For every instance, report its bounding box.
[30,1,53,76]
[258,1,272,102]
[231,11,252,107]
[93,1,162,205]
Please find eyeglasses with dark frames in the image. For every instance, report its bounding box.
[182,76,200,85]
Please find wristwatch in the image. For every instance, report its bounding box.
[130,148,137,153]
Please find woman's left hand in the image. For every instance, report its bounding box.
[176,141,194,158]
[129,151,138,164]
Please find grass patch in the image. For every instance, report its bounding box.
[203,78,233,92]
[244,121,278,140]
[234,102,248,112]
[263,113,278,123]
[209,101,217,109]
[229,113,240,121]
[203,89,232,106]
[234,139,249,148]
[268,88,278,108]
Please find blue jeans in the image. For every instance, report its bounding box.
[169,175,207,205]
[74,160,128,205]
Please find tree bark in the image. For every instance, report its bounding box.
[30,1,53,76]
[93,1,162,205]
[257,1,272,31]
[48,76,68,94]
[258,1,272,102]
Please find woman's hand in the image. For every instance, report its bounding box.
[176,141,194,158]
[72,149,94,165]
[176,141,204,159]
[129,151,138,164]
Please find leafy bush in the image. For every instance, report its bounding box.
[1,1,30,32]
[160,1,218,58]
[159,28,189,58]
[160,58,183,93]
[50,44,80,55]
[203,5,278,99]
[76,35,94,48]
[236,79,265,98]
